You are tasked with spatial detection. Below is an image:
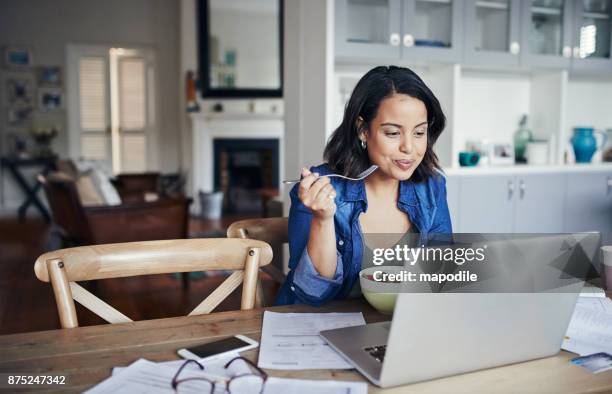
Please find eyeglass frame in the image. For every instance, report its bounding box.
[171,356,268,393]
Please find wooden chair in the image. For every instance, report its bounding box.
[34,238,273,328]
[227,217,288,305]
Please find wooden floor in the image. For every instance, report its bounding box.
[0,216,278,335]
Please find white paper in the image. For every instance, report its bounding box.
[91,356,367,394]
[88,355,250,394]
[562,303,612,356]
[111,352,241,376]
[258,312,365,370]
[263,377,367,394]
[580,285,606,298]
[576,297,612,314]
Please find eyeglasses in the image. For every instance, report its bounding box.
[171,356,268,394]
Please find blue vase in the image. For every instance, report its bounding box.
[572,127,607,163]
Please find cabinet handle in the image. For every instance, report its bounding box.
[403,34,414,47]
[573,46,581,59]
[562,46,572,58]
[607,177,612,195]
[389,33,401,47]
[510,41,520,55]
[519,180,526,199]
[508,180,514,199]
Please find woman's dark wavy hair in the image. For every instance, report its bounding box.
[324,65,446,183]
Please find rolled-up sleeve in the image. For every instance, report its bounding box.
[293,248,343,300]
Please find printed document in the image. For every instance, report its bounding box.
[258,311,366,369]
[562,303,612,356]
[88,356,367,394]
[576,297,612,314]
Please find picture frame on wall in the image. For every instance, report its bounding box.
[37,66,62,86]
[38,88,63,111]
[6,77,35,105]
[4,46,34,69]
[7,106,34,126]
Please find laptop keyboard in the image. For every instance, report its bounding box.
[364,345,387,363]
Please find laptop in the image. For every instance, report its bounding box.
[320,233,600,388]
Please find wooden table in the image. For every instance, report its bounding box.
[1,299,611,393]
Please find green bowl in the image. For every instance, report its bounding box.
[359,266,403,315]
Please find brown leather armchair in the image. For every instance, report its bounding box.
[39,173,191,246]
[112,173,161,203]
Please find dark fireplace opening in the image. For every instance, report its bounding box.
[213,138,279,214]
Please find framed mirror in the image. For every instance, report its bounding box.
[198,0,283,98]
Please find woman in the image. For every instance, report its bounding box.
[276,66,452,306]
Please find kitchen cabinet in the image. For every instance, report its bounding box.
[335,0,402,59]
[463,0,522,67]
[513,173,566,232]
[401,0,463,63]
[570,0,612,71]
[451,172,566,233]
[335,0,463,63]
[564,171,612,233]
[454,174,515,233]
[520,0,574,68]
[336,0,612,75]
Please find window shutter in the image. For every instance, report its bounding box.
[119,58,147,130]
[79,57,107,131]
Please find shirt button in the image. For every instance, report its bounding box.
[338,240,344,246]
[290,286,295,291]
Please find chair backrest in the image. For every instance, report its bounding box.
[34,238,273,328]
[38,173,92,244]
[227,217,288,284]
[227,217,289,244]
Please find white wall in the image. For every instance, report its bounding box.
[455,69,531,148]
[0,0,181,211]
[283,0,335,205]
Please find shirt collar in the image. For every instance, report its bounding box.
[341,178,417,206]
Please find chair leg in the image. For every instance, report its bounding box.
[255,278,266,307]
[181,272,190,290]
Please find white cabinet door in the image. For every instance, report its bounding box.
[335,0,402,59]
[564,172,612,233]
[456,175,515,233]
[514,174,566,232]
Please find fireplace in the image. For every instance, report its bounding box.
[213,138,279,214]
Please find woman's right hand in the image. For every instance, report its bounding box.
[298,168,336,220]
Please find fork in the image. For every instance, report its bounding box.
[282,165,378,185]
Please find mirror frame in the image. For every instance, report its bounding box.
[198,0,284,98]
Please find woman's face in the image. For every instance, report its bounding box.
[360,94,428,181]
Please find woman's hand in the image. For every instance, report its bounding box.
[298,168,336,220]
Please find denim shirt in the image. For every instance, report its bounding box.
[275,163,453,306]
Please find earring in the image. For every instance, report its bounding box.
[360,140,366,149]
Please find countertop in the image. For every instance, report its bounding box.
[443,162,612,176]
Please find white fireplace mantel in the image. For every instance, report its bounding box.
[191,112,285,206]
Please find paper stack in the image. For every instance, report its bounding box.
[562,288,612,356]
[85,352,367,394]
